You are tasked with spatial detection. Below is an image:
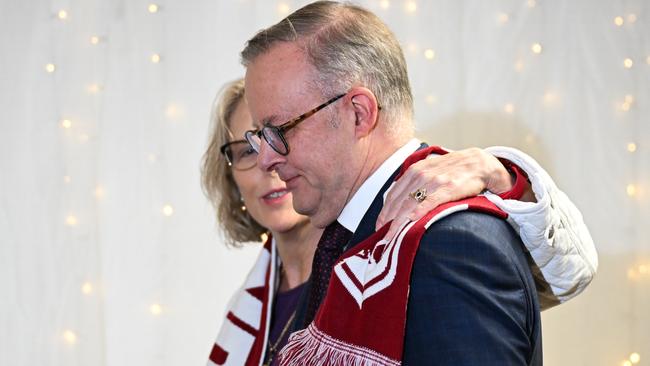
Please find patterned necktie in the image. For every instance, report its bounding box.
[304,220,352,326]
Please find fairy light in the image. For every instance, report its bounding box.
[621,101,631,112]
[45,63,56,73]
[260,232,269,242]
[504,103,515,114]
[514,60,524,72]
[150,303,163,316]
[151,53,161,63]
[628,268,637,280]
[627,143,637,153]
[626,184,636,197]
[405,1,417,13]
[543,91,559,106]
[87,84,101,94]
[62,330,77,345]
[90,35,100,45]
[647,56,650,65]
[277,2,290,15]
[81,282,93,295]
[162,204,174,217]
[497,13,509,24]
[627,14,637,24]
[531,43,543,54]
[614,16,624,26]
[425,94,438,105]
[620,95,633,111]
[79,134,89,143]
[379,0,390,9]
[148,4,159,13]
[629,264,650,279]
[623,361,632,366]
[630,353,641,364]
[94,185,105,199]
[624,58,633,68]
[165,103,183,119]
[424,49,435,60]
[407,42,419,54]
[64,176,71,183]
[147,153,157,163]
[525,134,535,145]
[57,10,68,20]
[61,119,72,129]
[65,215,78,226]
[527,0,536,8]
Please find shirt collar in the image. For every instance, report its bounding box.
[338,138,421,233]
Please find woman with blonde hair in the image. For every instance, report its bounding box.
[203,78,596,366]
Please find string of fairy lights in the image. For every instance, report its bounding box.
[42,0,647,364]
[615,6,646,366]
[147,0,166,330]
[49,2,173,350]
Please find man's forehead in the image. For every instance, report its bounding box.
[245,44,308,90]
[244,46,314,127]
[242,77,286,128]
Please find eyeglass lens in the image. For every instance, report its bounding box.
[226,141,257,170]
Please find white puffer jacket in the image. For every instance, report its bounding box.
[485,146,598,309]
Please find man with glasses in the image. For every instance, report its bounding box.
[238,1,595,365]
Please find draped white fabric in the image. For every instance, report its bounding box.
[0,1,647,365]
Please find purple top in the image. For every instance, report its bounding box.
[268,282,306,366]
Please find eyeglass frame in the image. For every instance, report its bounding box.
[244,92,348,156]
[219,139,258,171]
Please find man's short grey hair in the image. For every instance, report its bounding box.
[241,1,413,133]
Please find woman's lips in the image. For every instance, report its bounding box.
[261,189,289,204]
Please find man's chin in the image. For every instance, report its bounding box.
[291,200,313,218]
[291,200,320,226]
[303,207,337,229]
[291,193,338,228]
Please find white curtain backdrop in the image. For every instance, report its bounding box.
[1,0,648,365]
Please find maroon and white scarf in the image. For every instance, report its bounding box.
[207,237,276,366]
[278,146,527,366]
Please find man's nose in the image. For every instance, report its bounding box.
[257,138,284,173]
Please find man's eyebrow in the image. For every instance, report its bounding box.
[255,114,280,128]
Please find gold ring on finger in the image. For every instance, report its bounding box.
[409,188,427,203]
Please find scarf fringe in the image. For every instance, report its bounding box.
[279,324,400,366]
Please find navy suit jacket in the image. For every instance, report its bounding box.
[292,150,542,365]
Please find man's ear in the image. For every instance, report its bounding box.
[348,87,380,138]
